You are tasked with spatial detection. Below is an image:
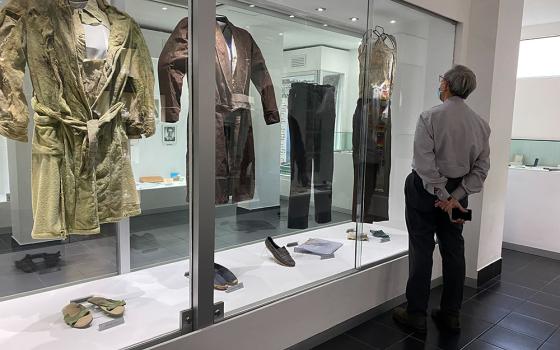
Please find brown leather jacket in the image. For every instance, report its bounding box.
[158,17,280,204]
[158,17,280,124]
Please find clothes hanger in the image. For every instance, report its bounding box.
[373,25,385,38]
[216,15,229,23]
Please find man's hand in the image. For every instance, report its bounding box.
[435,197,467,224]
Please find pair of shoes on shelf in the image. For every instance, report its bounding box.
[392,307,460,333]
[214,263,238,290]
[265,237,295,267]
[346,228,368,241]
[15,251,61,273]
[62,297,126,329]
[131,232,158,250]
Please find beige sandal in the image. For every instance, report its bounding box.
[62,303,93,329]
[87,297,126,317]
[346,228,369,241]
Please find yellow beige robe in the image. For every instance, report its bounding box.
[0,0,156,239]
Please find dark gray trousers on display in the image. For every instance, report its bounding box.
[405,171,468,316]
[287,83,336,229]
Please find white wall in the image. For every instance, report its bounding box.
[512,77,560,141]
[453,0,525,278]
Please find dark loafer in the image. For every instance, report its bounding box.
[265,237,296,267]
[214,263,238,286]
[431,309,461,333]
[392,307,427,333]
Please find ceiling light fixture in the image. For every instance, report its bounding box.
[316,7,326,12]
[350,17,359,22]
[249,4,255,7]
[162,7,168,10]
[279,33,284,36]
[390,20,397,24]
[323,23,328,27]
[289,15,295,18]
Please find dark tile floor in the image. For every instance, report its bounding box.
[313,249,560,350]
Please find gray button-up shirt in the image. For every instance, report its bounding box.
[412,96,491,201]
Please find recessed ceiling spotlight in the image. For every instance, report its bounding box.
[350,17,359,22]
[316,7,326,12]
[390,20,397,24]
[323,23,328,27]
[289,15,295,18]
[162,7,168,10]
[249,4,256,7]
[279,32,284,36]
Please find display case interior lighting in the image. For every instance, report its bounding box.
[316,7,326,12]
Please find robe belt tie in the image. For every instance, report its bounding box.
[31,98,125,170]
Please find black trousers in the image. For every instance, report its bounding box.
[405,171,468,316]
[287,83,336,229]
[351,98,391,223]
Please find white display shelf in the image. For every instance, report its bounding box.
[135,181,187,191]
[0,223,408,350]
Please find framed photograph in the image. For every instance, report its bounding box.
[163,125,177,145]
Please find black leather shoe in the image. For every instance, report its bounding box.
[431,309,461,333]
[392,307,427,333]
[214,263,238,286]
[265,237,296,267]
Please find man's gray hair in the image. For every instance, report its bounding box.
[443,65,477,99]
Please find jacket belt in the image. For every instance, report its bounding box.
[31,98,124,169]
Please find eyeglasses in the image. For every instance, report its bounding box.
[439,75,445,82]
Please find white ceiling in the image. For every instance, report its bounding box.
[124,0,448,50]
[523,0,560,27]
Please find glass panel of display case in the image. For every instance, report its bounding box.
[0,0,191,348]
[202,0,373,318]
[353,0,456,267]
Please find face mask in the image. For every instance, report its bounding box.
[437,88,444,102]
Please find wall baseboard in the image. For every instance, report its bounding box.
[477,258,502,288]
[503,242,560,261]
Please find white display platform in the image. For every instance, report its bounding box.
[0,223,409,350]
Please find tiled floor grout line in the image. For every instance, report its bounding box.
[344,332,378,349]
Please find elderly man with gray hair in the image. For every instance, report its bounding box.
[393,65,491,333]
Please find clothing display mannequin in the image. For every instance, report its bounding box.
[0,0,156,239]
[158,16,280,204]
[352,27,397,223]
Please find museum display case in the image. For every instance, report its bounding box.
[0,0,455,348]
